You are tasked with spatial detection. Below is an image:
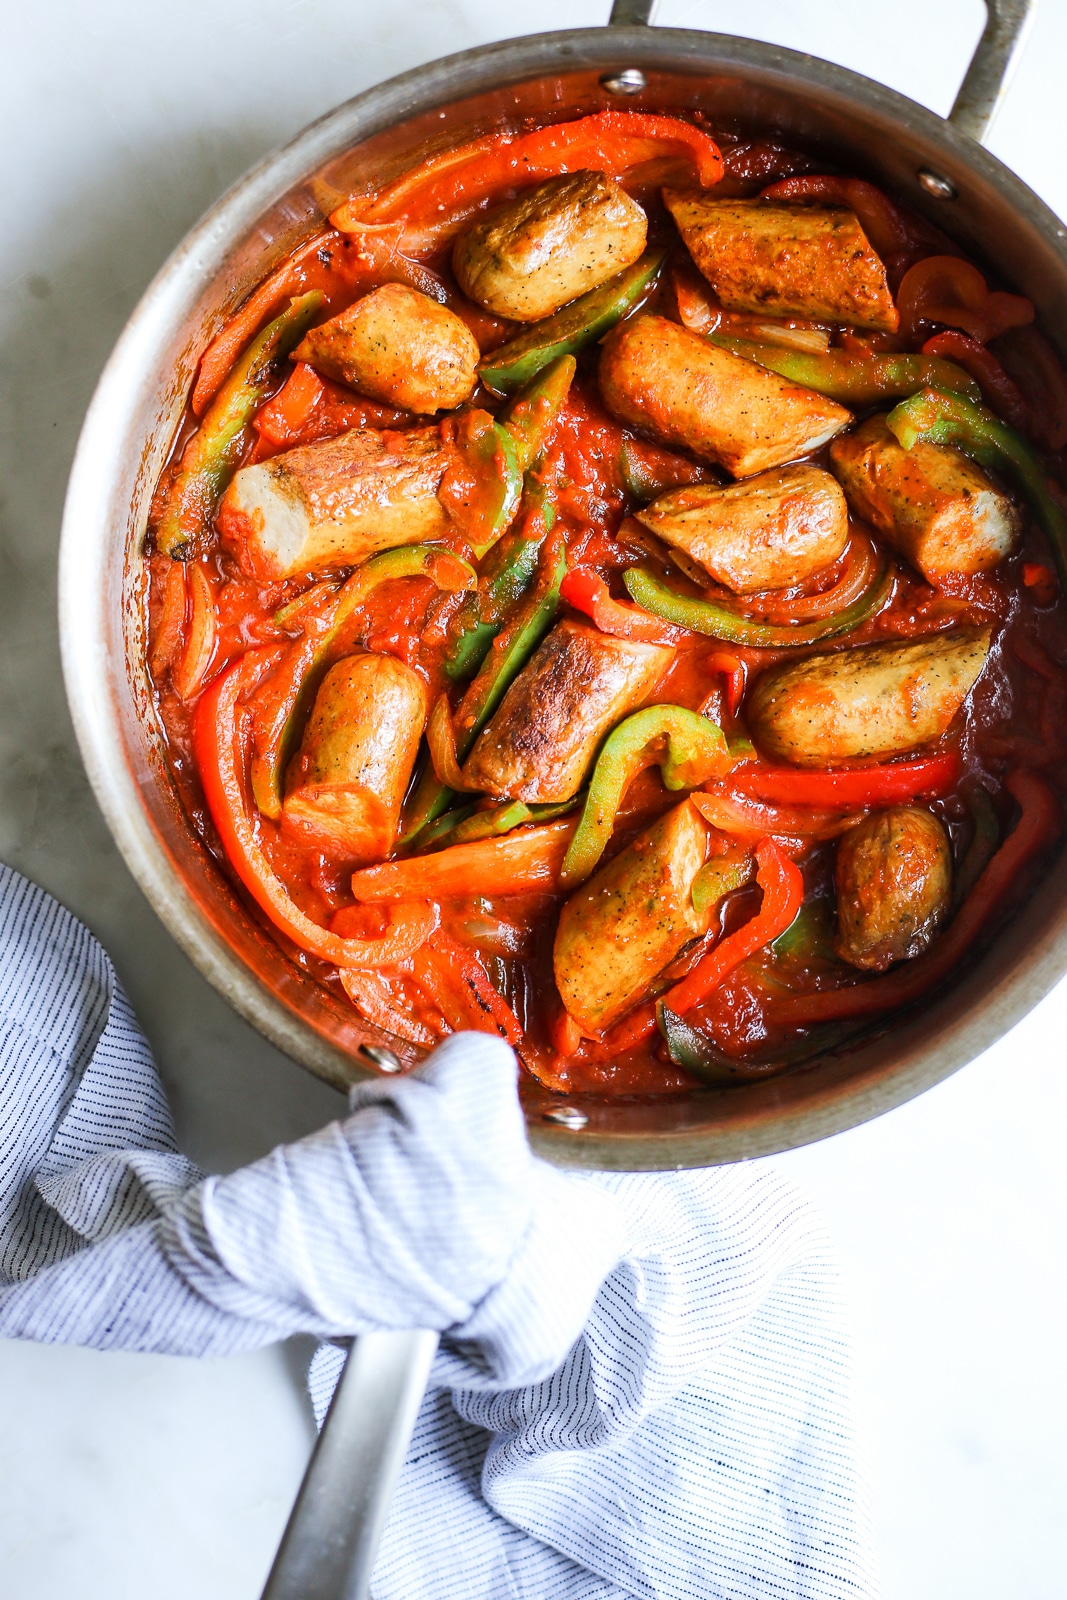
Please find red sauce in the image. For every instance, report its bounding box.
[145,119,1067,1098]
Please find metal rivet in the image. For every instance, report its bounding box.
[358,1043,403,1074]
[599,68,647,96]
[543,1105,589,1130]
[917,168,958,201]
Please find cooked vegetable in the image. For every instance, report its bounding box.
[554,800,713,1034]
[597,836,803,1055]
[598,315,851,478]
[664,193,898,331]
[622,558,892,648]
[634,464,849,595]
[559,706,730,888]
[350,818,577,901]
[690,847,755,917]
[747,629,991,767]
[194,650,438,966]
[896,256,1034,345]
[886,388,1067,593]
[333,111,723,255]
[920,332,1032,434]
[729,752,962,809]
[770,769,1059,1024]
[559,568,679,644]
[460,620,674,804]
[706,332,981,409]
[281,654,427,863]
[171,565,217,701]
[155,291,322,559]
[248,545,474,819]
[955,786,1000,906]
[402,529,569,841]
[830,413,1020,583]
[479,250,664,395]
[219,424,451,580]
[833,806,952,971]
[453,169,648,322]
[292,282,479,413]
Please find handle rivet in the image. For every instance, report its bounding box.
[543,1105,589,1129]
[917,168,958,201]
[358,1044,403,1074]
[600,68,647,96]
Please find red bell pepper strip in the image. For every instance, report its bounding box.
[597,837,803,1054]
[560,567,679,645]
[691,787,864,844]
[149,559,187,677]
[1023,563,1058,606]
[194,651,439,967]
[704,651,746,717]
[730,752,961,810]
[897,256,1034,345]
[769,768,1059,1025]
[560,707,732,889]
[920,331,1032,435]
[332,112,723,253]
[351,818,577,902]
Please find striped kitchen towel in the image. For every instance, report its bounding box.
[0,860,877,1598]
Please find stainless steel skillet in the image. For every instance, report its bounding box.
[57,3,1058,1595]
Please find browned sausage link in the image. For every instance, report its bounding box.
[664,192,899,333]
[293,283,480,414]
[281,654,427,864]
[460,619,673,803]
[218,426,450,580]
[553,799,710,1034]
[635,462,849,594]
[834,806,952,971]
[453,170,648,322]
[829,413,1020,583]
[598,314,851,479]
[747,627,992,768]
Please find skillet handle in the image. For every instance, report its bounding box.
[607,0,1035,147]
[260,1329,440,1600]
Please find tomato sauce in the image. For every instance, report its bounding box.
[145,116,1067,1097]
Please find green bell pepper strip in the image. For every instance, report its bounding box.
[419,794,581,853]
[560,706,731,890]
[706,332,981,409]
[691,851,754,920]
[248,544,475,819]
[657,1004,855,1085]
[154,291,323,559]
[400,531,570,843]
[443,459,562,682]
[622,560,893,648]
[954,786,1000,907]
[497,355,576,474]
[478,250,665,396]
[886,386,1067,592]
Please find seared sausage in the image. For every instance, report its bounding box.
[829,413,1020,583]
[460,619,673,802]
[747,628,991,767]
[553,799,710,1034]
[598,315,851,478]
[834,806,952,970]
[218,426,450,580]
[635,463,849,593]
[664,192,899,333]
[293,283,479,414]
[281,654,427,863]
[453,170,648,322]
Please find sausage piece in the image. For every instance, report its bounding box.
[635,463,849,593]
[747,628,991,767]
[664,192,899,333]
[834,806,952,970]
[281,654,427,863]
[218,426,450,580]
[453,170,647,322]
[598,315,851,478]
[293,283,480,414]
[460,619,673,802]
[553,799,711,1034]
[829,413,1020,583]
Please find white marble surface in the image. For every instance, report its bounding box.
[1,1,1065,1595]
